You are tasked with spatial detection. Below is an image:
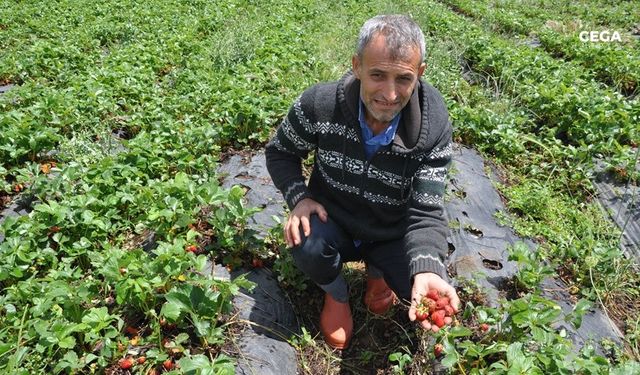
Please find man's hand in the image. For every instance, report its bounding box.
[408,272,460,331]
[284,198,328,247]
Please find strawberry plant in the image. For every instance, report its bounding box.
[427,291,637,373]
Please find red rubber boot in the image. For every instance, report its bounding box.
[364,277,396,315]
[320,293,353,349]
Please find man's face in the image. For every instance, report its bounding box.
[352,34,426,125]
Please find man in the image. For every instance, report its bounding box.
[265,14,460,349]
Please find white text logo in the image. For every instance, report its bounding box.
[579,30,622,42]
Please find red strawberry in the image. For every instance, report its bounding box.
[431,309,446,328]
[163,359,174,370]
[444,305,454,317]
[416,309,428,321]
[125,326,138,336]
[426,290,439,301]
[436,296,450,309]
[422,297,437,312]
[480,323,490,332]
[434,343,444,357]
[119,357,133,369]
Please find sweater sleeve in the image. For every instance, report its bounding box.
[265,91,318,210]
[404,125,453,281]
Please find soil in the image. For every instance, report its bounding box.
[283,263,420,374]
[280,264,491,374]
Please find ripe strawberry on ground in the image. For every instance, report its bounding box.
[125,326,138,336]
[251,258,264,268]
[163,359,174,370]
[434,343,444,357]
[119,357,134,369]
[480,323,490,332]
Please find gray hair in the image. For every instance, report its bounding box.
[356,15,426,63]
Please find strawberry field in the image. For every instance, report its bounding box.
[0,0,639,374]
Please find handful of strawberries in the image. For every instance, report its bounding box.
[415,290,455,328]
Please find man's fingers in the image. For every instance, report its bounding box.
[300,215,311,237]
[284,220,293,247]
[289,216,301,246]
[316,205,328,222]
[447,288,461,311]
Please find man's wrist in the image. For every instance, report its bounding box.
[410,255,447,281]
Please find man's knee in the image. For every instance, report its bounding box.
[293,216,347,257]
[290,215,349,283]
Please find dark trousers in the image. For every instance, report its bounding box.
[291,215,412,302]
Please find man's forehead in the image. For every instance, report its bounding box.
[361,33,421,63]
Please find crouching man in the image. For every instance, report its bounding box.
[265,14,459,349]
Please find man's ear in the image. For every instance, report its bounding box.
[418,62,426,77]
[351,54,361,79]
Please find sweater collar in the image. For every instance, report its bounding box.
[338,70,426,154]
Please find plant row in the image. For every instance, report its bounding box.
[485,0,640,30]
[0,0,333,202]
[438,0,640,96]
[416,0,640,295]
[418,0,639,176]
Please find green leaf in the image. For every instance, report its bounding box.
[58,336,76,349]
[178,353,235,375]
[448,326,473,337]
[441,353,458,368]
[506,342,524,365]
[566,299,592,329]
[160,299,183,321]
[186,229,200,242]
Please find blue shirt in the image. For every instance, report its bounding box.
[354,99,401,248]
[358,99,401,160]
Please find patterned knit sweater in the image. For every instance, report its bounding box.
[265,71,453,280]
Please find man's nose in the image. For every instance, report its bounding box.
[381,81,398,102]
